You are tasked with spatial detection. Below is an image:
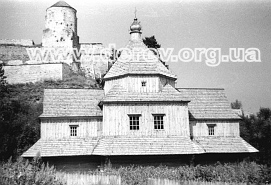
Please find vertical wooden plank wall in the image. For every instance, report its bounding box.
[103,103,189,136]
[41,117,102,139]
[191,120,240,137]
[104,75,176,94]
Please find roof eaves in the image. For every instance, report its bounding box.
[101,100,190,104]
[189,117,241,121]
[104,73,177,81]
[39,115,103,119]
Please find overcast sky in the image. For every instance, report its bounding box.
[0,0,270,113]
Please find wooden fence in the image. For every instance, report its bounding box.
[0,174,251,185]
[57,173,249,185]
[148,178,248,185]
[56,172,121,185]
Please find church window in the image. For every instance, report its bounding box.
[153,114,164,130]
[207,124,215,136]
[141,81,146,87]
[70,125,78,136]
[129,114,140,130]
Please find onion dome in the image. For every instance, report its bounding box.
[130,18,142,33]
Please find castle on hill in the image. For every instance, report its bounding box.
[0,1,110,84]
[22,3,257,171]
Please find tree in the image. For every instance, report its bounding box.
[143,36,167,67]
[143,35,161,50]
[231,99,242,109]
[0,65,41,161]
[239,107,271,165]
[0,63,7,86]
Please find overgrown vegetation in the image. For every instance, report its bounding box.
[95,162,271,184]
[1,159,270,185]
[231,99,271,165]
[240,107,271,165]
[0,156,65,185]
[0,64,99,161]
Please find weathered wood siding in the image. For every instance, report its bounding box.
[104,75,175,94]
[41,118,103,139]
[103,103,189,136]
[190,120,240,137]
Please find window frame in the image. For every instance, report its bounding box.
[141,81,146,87]
[70,125,79,137]
[153,114,165,130]
[128,114,141,131]
[207,124,216,136]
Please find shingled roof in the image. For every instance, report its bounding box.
[94,136,204,155]
[176,88,240,120]
[102,84,190,103]
[22,136,204,157]
[49,1,75,11]
[104,40,177,80]
[22,135,258,157]
[40,89,104,118]
[22,138,99,157]
[194,136,258,153]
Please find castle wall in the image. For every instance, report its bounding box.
[0,39,34,46]
[3,63,71,84]
[80,43,109,79]
[0,45,30,62]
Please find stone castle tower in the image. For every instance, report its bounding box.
[1,1,110,84]
[42,1,79,47]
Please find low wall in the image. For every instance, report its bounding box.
[0,45,30,62]
[0,39,34,46]
[4,63,70,84]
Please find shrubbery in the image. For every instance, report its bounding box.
[96,161,271,184]
[1,158,271,184]
[0,157,65,185]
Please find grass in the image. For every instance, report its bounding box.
[0,157,65,185]
[1,158,271,185]
[93,161,271,185]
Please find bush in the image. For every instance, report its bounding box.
[95,161,271,185]
[0,156,65,185]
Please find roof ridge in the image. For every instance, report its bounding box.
[176,87,225,90]
[44,88,103,90]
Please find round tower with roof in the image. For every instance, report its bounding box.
[42,1,79,47]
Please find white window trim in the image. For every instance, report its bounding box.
[69,125,79,137]
[207,124,216,136]
[153,114,165,130]
[128,114,141,131]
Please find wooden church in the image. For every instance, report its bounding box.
[22,4,258,171]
